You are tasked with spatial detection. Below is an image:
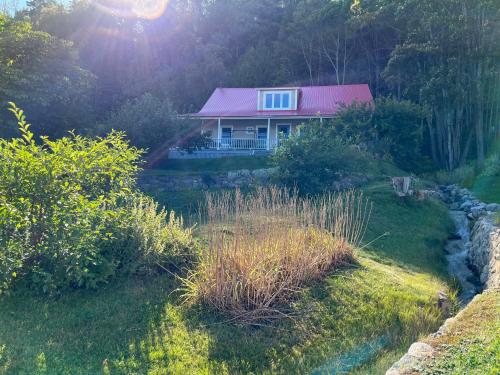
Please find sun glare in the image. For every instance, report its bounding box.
[91,0,170,20]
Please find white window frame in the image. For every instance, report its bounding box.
[263,91,293,110]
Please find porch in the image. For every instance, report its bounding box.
[201,118,300,151]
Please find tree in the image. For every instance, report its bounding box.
[383,0,500,170]
[0,15,95,138]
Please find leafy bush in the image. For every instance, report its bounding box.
[274,98,430,193]
[0,104,194,294]
[273,121,373,194]
[99,93,191,151]
[120,195,197,272]
[332,98,429,171]
[182,187,370,323]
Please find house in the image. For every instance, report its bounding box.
[189,84,373,153]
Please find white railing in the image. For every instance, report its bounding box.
[205,138,272,150]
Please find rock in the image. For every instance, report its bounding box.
[450,202,460,210]
[486,203,500,212]
[470,206,485,218]
[468,216,500,289]
[437,291,451,316]
[385,342,434,375]
[251,167,278,180]
[460,200,473,211]
[227,169,251,179]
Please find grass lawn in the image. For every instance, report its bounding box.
[0,181,455,374]
[421,289,500,375]
[145,156,272,176]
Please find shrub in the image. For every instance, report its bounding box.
[99,93,191,151]
[0,104,194,294]
[119,195,197,272]
[273,122,373,194]
[182,187,370,323]
[276,99,430,183]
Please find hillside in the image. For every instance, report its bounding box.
[0,177,454,374]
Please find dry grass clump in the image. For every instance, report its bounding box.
[182,187,371,322]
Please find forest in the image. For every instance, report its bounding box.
[1,0,499,171]
[1,1,500,374]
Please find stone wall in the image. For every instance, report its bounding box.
[139,168,278,192]
[139,168,374,192]
[469,216,500,289]
[442,185,500,289]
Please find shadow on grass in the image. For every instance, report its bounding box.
[0,275,178,375]
[0,257,444,374]
[177,261,419,375]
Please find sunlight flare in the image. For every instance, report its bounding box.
[91,0,170,20]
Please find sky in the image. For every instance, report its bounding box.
[3,0,68,12]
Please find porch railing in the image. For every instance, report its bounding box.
[205,138,272,150]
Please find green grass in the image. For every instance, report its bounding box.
[471,174,500,204]
[146,156,272,176]
[0,181,455,374]
[421,290,500,375]
[361,181,453,278]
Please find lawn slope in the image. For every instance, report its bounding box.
[0,182,454,374]
[421,289,500,375]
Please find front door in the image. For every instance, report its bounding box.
[257,127,268,149]
[221,127,232,147]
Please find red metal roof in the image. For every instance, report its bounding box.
[193,84,373,118]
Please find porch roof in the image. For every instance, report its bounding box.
[190,84,373,118]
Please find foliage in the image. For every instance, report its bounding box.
[2,1,498,169]
[175,131,212,153]
[0,104,194,294]
[122,195,197,272]
[433,166,476,186]
[481,152,500,177]
[273,121,372,194]
[99,93,189,151]
[383,0,500,170]
[273,98,429,193]
[0,16,95,138]
[0,181,454,374]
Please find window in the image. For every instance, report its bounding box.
[263,91,292,110]
[221,127,232,139]
[257,127,267,139]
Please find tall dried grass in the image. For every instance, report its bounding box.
[182,187,371,322]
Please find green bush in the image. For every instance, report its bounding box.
[0,104,194,294]
[99,93,190,151]
[119,195,197,273]
[332,98,429,172]
[273,121,372,194]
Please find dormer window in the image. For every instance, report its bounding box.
[263,90,293,110]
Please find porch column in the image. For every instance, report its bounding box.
[217,118,221,150]
[266,118,270,150]
[320,117,323,124]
